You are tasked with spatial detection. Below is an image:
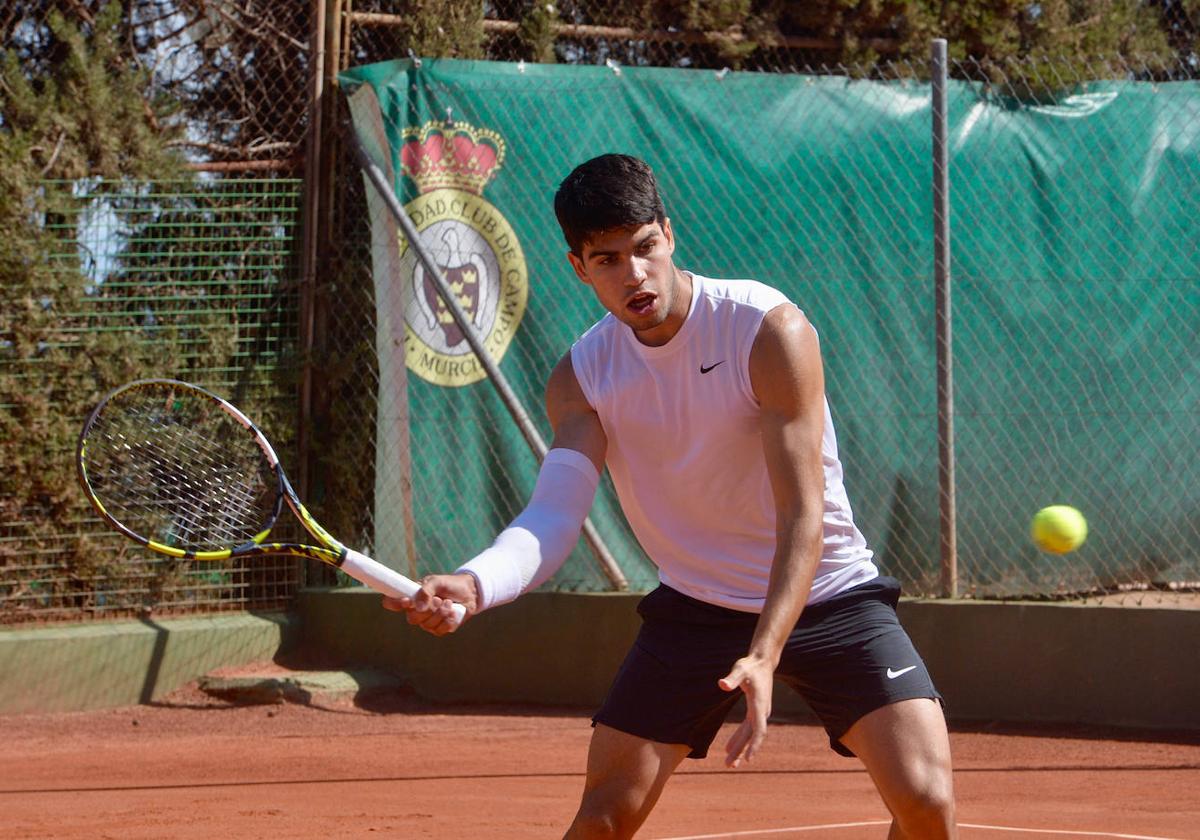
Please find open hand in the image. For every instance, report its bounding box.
[718,654,775,768]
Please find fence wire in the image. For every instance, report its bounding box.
[0,178,303,623]
[327,53,1199,607]
[943,54,1200,601]
[343,1,899,73]
[2,1,312,170]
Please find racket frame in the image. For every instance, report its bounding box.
[78,379,346,566]
[78,379,463,623]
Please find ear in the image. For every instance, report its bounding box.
[662,217,676,255]
[566,250,591,284]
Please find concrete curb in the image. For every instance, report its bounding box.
[196,668,403,705]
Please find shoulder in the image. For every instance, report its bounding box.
[748,304,822,405]
[568,313,618,391]
[546,350,591,420]
[697,275,792,312]
[753,304,818,361]
[571,312,619,355]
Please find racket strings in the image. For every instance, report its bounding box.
[85,386,278,552]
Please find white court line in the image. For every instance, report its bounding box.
[653,822,891,839]
[958,825,1191,840]
[655,823,1191,840]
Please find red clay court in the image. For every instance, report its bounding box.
[3,686,1197,839]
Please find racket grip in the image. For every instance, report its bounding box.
[340,549,467,626]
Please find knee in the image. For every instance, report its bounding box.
[568,811,625,839]
[567,794,642,839]
[892,770,956,833]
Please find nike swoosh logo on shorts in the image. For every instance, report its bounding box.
[887,666,918,680]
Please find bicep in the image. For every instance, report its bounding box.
[749,306,826,517]
[545,352,607,475]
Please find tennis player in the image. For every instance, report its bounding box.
[386,154,958,839]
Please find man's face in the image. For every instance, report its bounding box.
[567,219,687,346]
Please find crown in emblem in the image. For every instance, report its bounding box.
[400,121,506,195]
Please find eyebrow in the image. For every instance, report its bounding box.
[585,229,659,260]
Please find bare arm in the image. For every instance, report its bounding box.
[545,351,608,474]
[720,303,827,766]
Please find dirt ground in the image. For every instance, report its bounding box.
[2,683,1198,839]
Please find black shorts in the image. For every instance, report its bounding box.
[593,576,943,759]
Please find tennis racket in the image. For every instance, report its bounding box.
[76,378,465,625]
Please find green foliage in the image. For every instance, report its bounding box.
[568,0,656,30]
[753,0,1177,70]
[2,5,180,181]
[518,2,561,63]
[912,0,1173,63]
[350,0,1195,73]
[1153,0,1199,64]
[550,0,1187,70]
[312,305,380,563]
[673,0,755,30]
[0,4,183,612]
[390,0,487,59]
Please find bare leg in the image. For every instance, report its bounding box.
[564,724,690,839]
[839,698,958,839]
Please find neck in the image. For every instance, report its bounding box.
[633,268,692,347]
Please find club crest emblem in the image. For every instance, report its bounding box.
[397,120,528,387]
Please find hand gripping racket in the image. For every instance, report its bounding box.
[76,378,465,625]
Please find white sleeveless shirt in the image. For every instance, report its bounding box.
[570,273,878,612]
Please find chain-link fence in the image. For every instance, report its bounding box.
[2,2,311,622]
[0,177,304,623]
[327,51,1199,607]
[3,3,1198,624]
[2,1,313,169]
[943,54,1200,601]
[342,0,903,74]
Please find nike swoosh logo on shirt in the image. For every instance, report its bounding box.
[700,361,725,374]
[887,666,918,680]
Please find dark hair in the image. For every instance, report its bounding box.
[553,154,667,255]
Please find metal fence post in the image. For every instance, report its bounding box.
[932,38,958,598]
[297,0,328,587]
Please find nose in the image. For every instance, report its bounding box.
[626,257,648,286]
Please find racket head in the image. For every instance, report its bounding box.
[77,379,285,559]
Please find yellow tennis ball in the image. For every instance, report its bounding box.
[1031,505,1088,554]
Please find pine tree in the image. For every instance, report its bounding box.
[0,3,180,614]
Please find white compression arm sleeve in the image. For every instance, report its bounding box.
[456,448,601,610]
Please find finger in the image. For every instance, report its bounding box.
[724,719,753,768]
[432,597,464,628]
[424,597,452,631]
[406,607,447,635]
[416,596,464,633]
[405,608,428,626]
[718,666,747,693]
[381,595,412,613]
[725,709,771,768]
[424,604,459,636]
[744,719,769,764]
[413,584,439,609]
[741,692,772,764]
[404,593,438,622]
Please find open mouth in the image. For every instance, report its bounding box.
[627,292,657,315]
